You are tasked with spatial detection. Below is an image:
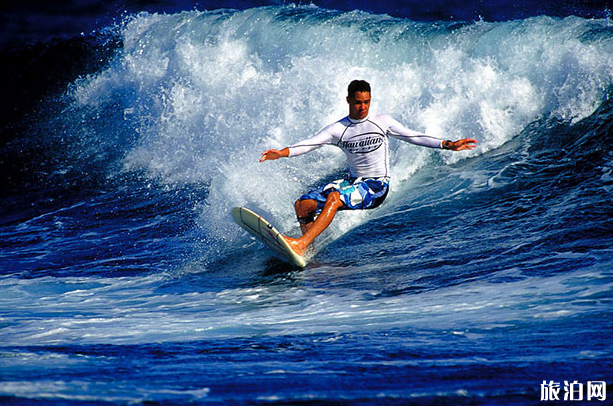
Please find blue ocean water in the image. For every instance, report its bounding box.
[1,1,613,404]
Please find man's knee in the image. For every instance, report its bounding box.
[295,198,317,223]
[295,198,316,216]
[326,191,343,208]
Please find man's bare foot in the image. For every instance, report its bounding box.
[283,235,308,256]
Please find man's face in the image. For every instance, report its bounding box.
[347,91,371,120]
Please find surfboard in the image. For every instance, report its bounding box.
[231,207,307,268]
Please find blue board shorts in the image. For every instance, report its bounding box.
[299,177,390,214]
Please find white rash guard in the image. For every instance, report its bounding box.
[288,114,445,178]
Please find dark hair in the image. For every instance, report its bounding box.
[347,80,371,98]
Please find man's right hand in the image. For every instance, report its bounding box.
[260,148,290,162]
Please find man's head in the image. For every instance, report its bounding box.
[347,80,371,120]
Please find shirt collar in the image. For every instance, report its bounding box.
[347,115,369,124]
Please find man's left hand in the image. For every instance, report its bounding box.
[448,138,478,151]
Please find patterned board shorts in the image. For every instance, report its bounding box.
[298,177,390,214]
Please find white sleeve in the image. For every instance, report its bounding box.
[287,124,336,157]
[385,115,444,149]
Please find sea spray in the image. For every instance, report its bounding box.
[67,6,613,252]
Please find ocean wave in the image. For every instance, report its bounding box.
[3,5,613,260]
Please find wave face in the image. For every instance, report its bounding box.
[1,5,612,404]
[68,7,613,237]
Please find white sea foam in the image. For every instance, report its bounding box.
[1,263,610,346]
[67,6,613,252]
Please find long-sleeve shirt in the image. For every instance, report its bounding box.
[288,114,444,178]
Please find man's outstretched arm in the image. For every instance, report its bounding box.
[385,116,478,151]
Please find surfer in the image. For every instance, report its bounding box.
[260,80,477,256]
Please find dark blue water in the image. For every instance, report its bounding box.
[1,1,613,404]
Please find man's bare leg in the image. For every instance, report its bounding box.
[285,192,344,256]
